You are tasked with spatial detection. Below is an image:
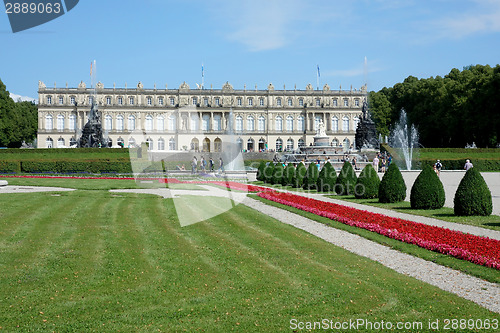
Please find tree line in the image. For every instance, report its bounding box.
[369,64,500,148]
[0,79,38,147]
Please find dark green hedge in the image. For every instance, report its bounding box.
[19,159,132,174]
[0,160,20,173]
[410,165,445,209]
[419,159,500,171]
[0,148,129,155]
[454,168,492,216]
[378,163,407,203]
[355,164,380,199]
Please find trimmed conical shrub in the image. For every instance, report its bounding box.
[454,168,492,216]
[256,161,267,181]
[317,162,337,193]
[379,163,407,203]
[410,165,445,209]
[355,164,380,199]
[284,163,296,186]
[263,163,275,184]
[335,161,357,195]
[272,163,285,185]
[292,162,307,188]
[303,163,319,190]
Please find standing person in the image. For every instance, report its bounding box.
[200,156,206,172]
[209,157,214,171]
[464,159,473,171]
[191,156,198,174]
[372,155,379,172]
[219,157,224,173]
[435,160,443,176]
[352,156,358,170]
[380,157,386,173]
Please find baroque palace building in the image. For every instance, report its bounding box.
[37,80,366,152]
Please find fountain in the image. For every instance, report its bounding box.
[355,99,379,150]
[389,109,419,170]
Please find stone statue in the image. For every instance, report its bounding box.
[316,119,327,137]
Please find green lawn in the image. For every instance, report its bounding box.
[0,180,498,331]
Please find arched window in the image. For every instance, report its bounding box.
[128,115,136,131]
[146,115,153,131]
[203,137,210,152]
[314,115,322,131]
[275,116,283,132]
[214,138,222,152]
[276,138,283,152]
[297,116,305,132]
[202,114,210,131]
[343,138,350,148]
[286,138,294,151]
[331,117,339,132]
[168,114,176,131]
[276,98,282,106]
[169,138,176,150]
[56,115,64,132]
[288,98,293,106]
[158,138,165,150]
[342,116,350,132]
[57,137,65,148]
[116,115,124,131]
[298,139,305,148]
[235,115,243,132]
[69,137,77,146]
[247,116,255,131]
[46,137,53,148]
[353,116,360,130]
[191,138,199,151]
[157,115,164,131]
[247,138,254,151]
[146,138,153,150]
[258,116,265,132]
[213,115,221,131]
[258,138,266,151]
[128,137,136,147]
[45,114,53,131]
[236,138,243,151]
[105,115,112,131]
[286,116,293,132]
[331,138,339,147]
[69,114,76,131]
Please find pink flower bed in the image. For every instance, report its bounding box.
[257,191,500,270]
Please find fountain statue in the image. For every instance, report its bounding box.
[389,109,419,170]
[355,99,379,150]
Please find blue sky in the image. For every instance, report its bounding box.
[1,0,500,99]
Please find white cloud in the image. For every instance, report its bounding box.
[9,92,37,103]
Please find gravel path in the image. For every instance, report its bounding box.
[243,197,500,314]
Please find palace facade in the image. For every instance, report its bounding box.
[37,80,365,152]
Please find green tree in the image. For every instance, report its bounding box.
[378,163,407,203]
[303,162,319,190]
[256,161,267,181]
[316,162,337,192]
[263,163,275,184]
[284,163,296,186]
[410,165,445,209]
[292,162,307,188]
[272,163,284,185]
[335,161,357,195]
[454,168,492,216]
[354,164,380,199]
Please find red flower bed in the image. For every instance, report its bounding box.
[257,191,500,270]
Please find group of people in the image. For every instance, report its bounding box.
[190,156,224,174]
[432,159,474,176]
[372,152,392,173]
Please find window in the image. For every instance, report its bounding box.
[355,99,360,107]
[70,137,77,146]
[316,99,321,107]
[169,138,176,150]
[170,97,175,106]
[158,138,165,150]
[276,98,282,106]
[128,137,136,147]
[248,98,253,106]
[204,98,209,106]
[299,99,304,107]
[259,98,264,106]
[298,116,305,132]
[237,98,242,106]
[190,114,199,131]
[59,96,64,105]
[158,97,164,106]
[286,116,293,132]
[157,116,165,131]
[89,97,93,105]
[247,116,255,131]
[314,115,322,131]
[116,115,124,131]
[215,97,220,106]
[276,138,283,152]
[214,138,222,152]
[46,137,53,148]
[214,115,221,131]
[332,99,338,107]
[354,116,360,130]
[129,97,134,105]
[332,139,339,147]
[69,114,76,131]
[168,114,176,131]
[70,96,75,105]
[235,115,243,132]
[202,114,210,131]
[57,115,64,131]
[258,116,265,132]
[288,98,293,106]
[58,137,65,148]
[286,139,294,151]
[45,114,53,130]
[146,115,153,131]
[298,139,305,148]
[146,138,153,151]
[342,116,350,132]
[247,138,254,151]
[117,137,124,147]
[106,97,111,105]
[128,115,136,131]
[331,117,338,132]
[275,116,283,131]
[344,99,349,107]
[147,97,152,106]
[237,138,243,151]
[105,115,112,130]
[193,97,198,105]
[47,96,52,105]
[343,138,350,148]
[118,97,123,105]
